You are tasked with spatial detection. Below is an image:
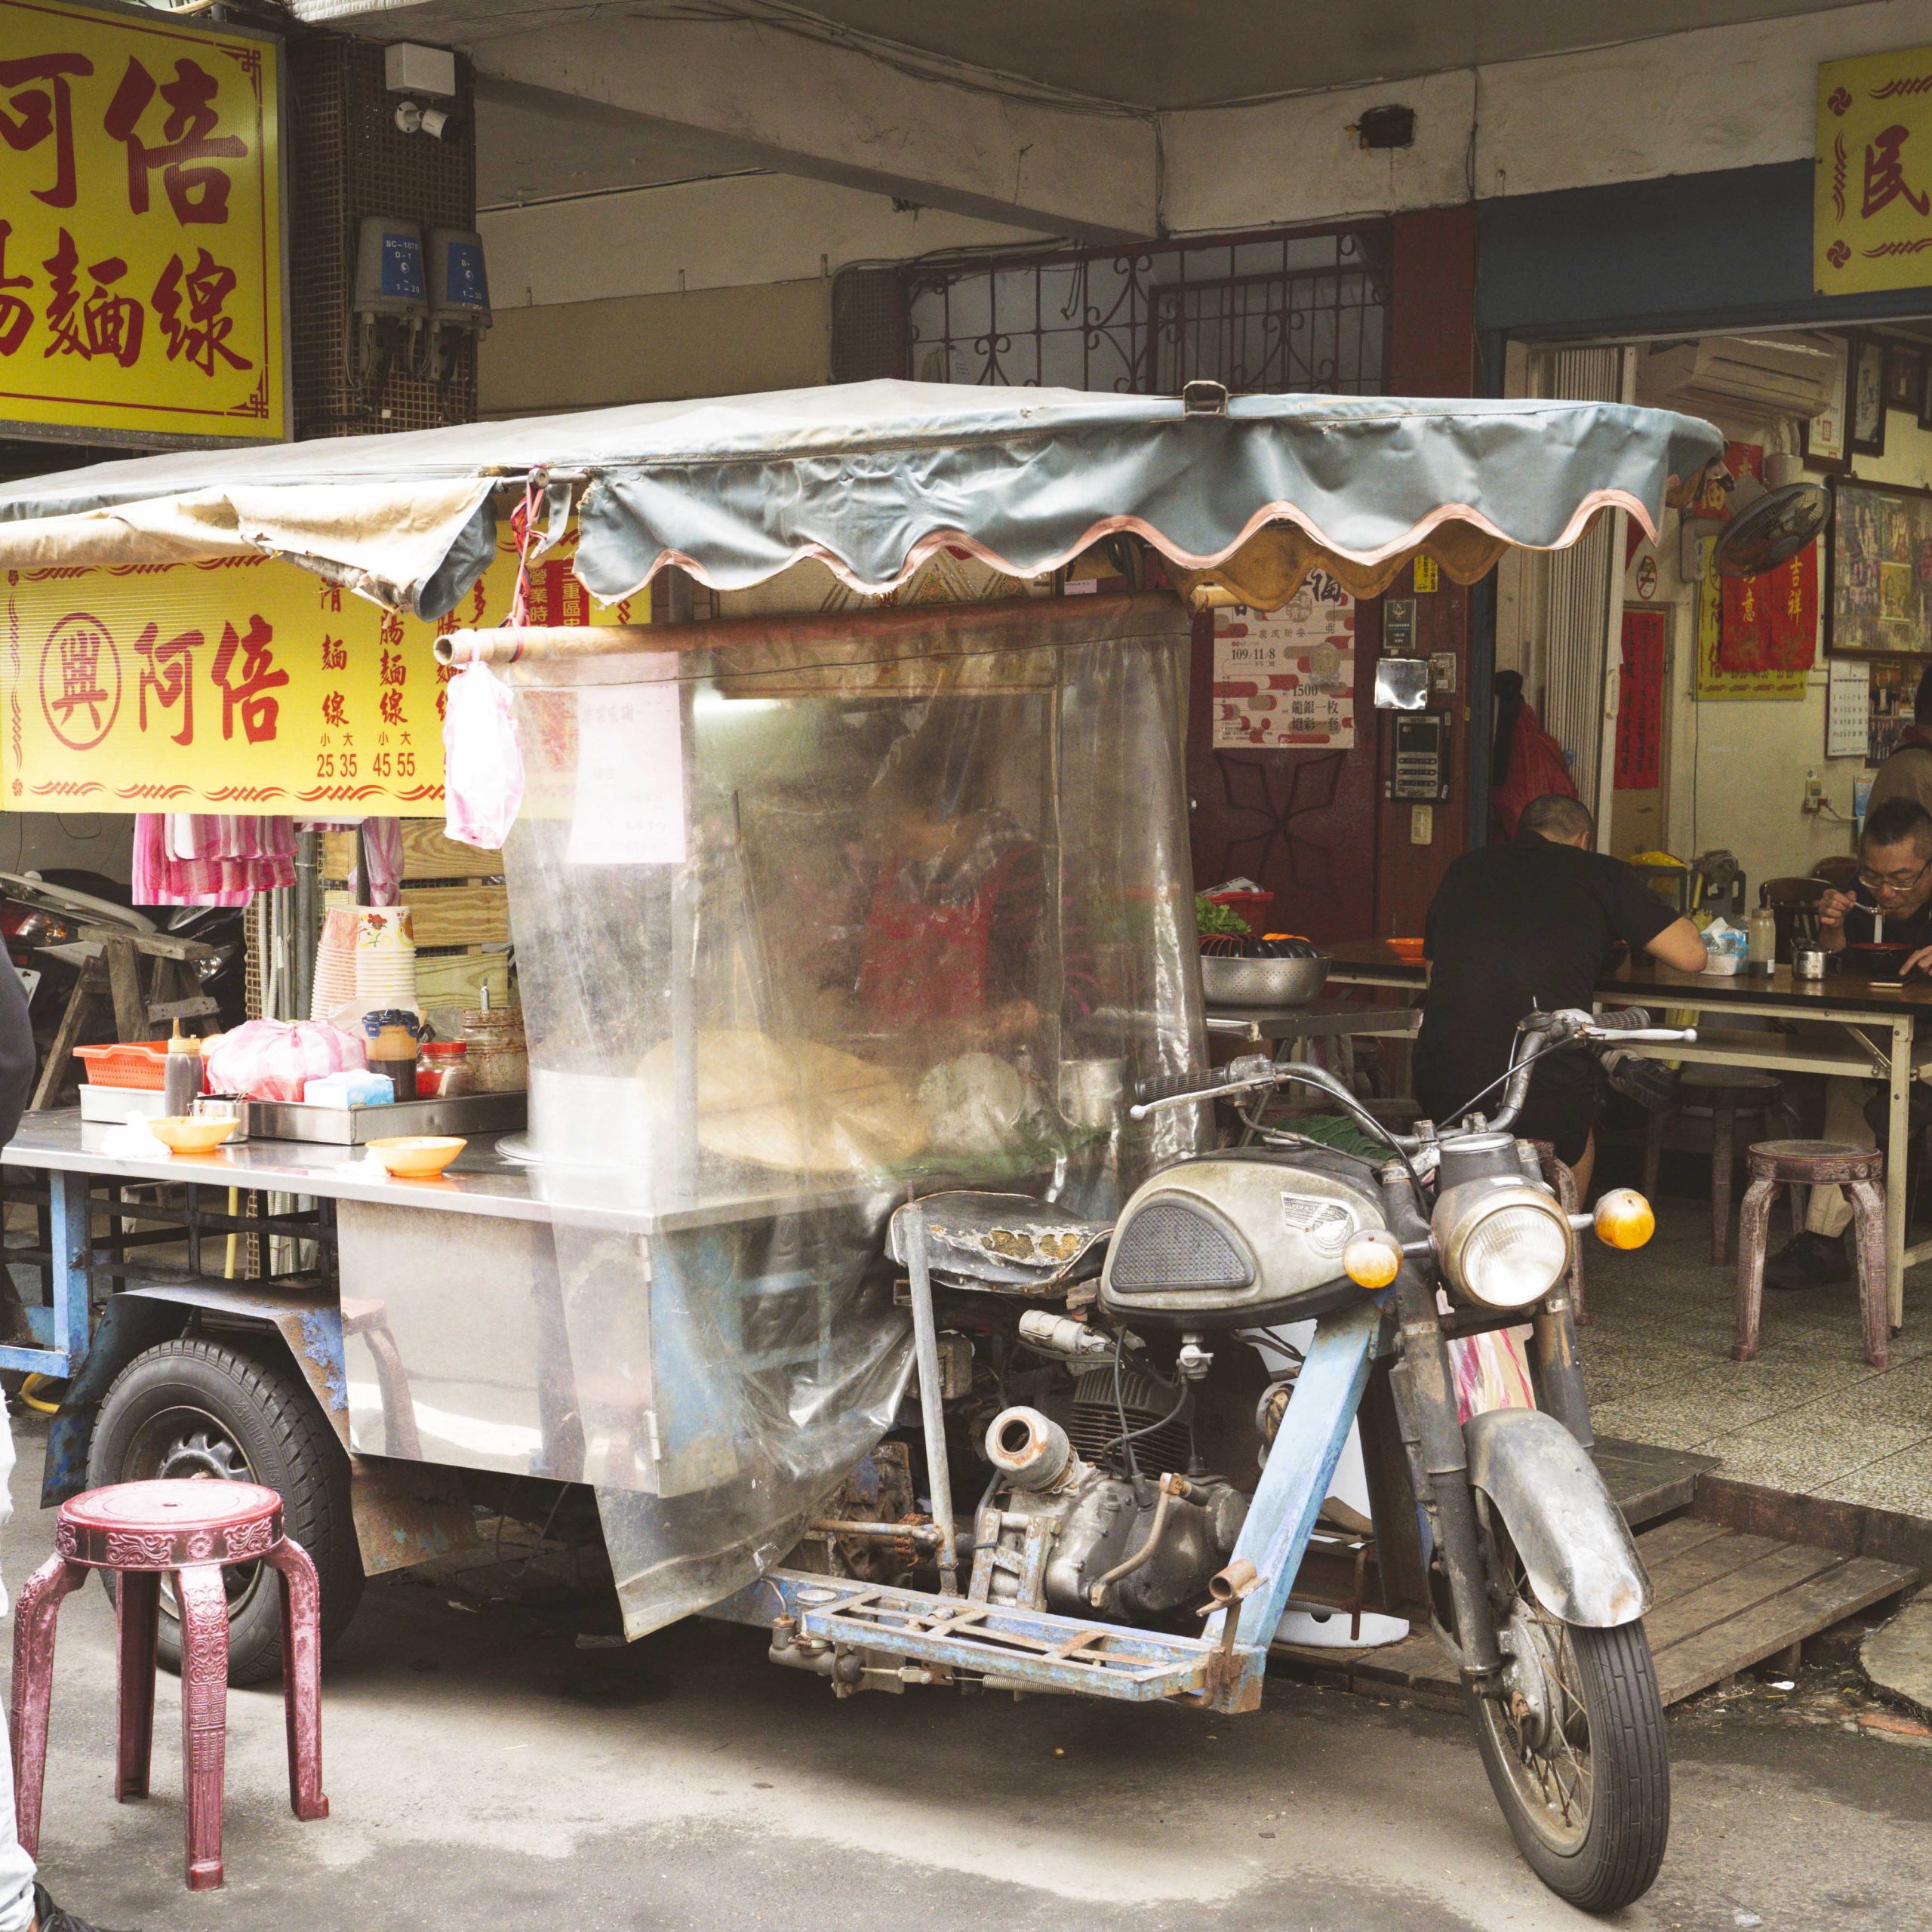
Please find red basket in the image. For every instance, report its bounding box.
[74,1041,171,1091]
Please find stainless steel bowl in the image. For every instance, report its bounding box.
[1199,952,1330,1006]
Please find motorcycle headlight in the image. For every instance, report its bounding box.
[1432,1180,1571,1310]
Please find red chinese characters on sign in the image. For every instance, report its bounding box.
[133,620,196,745]
[0,53,89,209]
[1614,610,1666,791]
[1863,124,1930,220]
[102,57,243,226]
[38,612,119,750]
[151,246,248,374]
[210,616,285,743]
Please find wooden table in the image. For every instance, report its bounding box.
[1326,941,1932,1330]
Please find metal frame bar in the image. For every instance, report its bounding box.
[1208,1298,1383,1672]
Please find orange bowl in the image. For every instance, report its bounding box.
[1386,937,1427,961]
[366,1135,466,1179]
[149,1115,238,1155]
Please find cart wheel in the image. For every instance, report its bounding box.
[87,1335,365,1685]
[1464,1522,1669,1912]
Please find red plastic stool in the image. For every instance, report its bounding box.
[9,1480,328,1891]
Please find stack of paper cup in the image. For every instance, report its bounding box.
[354,906,417,1013]
[309,906,361,1023]
[311,905,417,1023]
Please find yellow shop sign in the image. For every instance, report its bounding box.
[2,531,641,813]
[0,0,284,441]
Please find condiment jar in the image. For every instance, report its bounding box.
[460,1006,528,1093]
[1746,902,1778,973]
[417,1040,474,1100]
[163,1025,202,1115]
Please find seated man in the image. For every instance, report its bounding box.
[1764,797,1932,1289]
[1414,793,1708,1195]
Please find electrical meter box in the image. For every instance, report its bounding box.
[427,227,492,333]
[354,217,426,319]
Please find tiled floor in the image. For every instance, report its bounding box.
[1583,1197,1932,1517]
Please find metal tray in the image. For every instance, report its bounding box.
[242,1089,527,1145]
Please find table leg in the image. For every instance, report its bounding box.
[1886,1016,1912,1334]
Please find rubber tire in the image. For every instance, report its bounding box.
[87,1335,365,1685]
[1467,1619,1671,1914]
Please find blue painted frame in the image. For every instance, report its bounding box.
[0,1171,92,1379]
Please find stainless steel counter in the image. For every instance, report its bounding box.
[1,1109,887,1237]
[3,1110,551,1223]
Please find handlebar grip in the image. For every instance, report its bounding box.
[1133,1066,1232,1106]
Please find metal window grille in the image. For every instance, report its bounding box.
[903,228,1389,396]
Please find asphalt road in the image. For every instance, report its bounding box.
[2,1420,1927,1932]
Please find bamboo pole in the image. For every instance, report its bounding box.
[433,588,1177,666]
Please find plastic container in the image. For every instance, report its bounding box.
[1747,903,1777,970]
[73,1041,171,1091]
[460,1008,527,1093]
[163,1028,202,1115]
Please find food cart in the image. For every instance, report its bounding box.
[0,382,1721,1909]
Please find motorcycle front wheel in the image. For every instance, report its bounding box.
[1464,1544,1669,1912]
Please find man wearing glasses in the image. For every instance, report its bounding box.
[1764,796,1932,1289]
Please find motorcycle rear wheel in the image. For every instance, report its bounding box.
[1465,1585,1669,1912]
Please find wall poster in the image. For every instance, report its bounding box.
[1826,475,1932,656]
[1210,571,1355,749]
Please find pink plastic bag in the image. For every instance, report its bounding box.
[205,1020,366,1103]
[442,660,525,851]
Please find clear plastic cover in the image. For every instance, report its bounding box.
[499,596,1204,1634]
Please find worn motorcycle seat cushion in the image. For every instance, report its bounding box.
[888,1190,1111,1293]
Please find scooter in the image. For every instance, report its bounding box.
[716,1004,1695,1915]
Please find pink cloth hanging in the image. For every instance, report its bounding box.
[134,814,295,907]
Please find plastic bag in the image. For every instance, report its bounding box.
[205,1020,366,1103]
[443,660,525,851]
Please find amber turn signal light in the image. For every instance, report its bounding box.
[1593,1188,1656,1251]
[1343,1229,1403,1289]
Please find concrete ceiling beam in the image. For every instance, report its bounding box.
[465,17,1160,242]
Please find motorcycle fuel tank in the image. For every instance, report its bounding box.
[1099,1154,1386,1323]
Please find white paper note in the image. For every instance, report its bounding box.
[567,666,687,866]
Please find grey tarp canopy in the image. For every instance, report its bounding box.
[0,380,1724,618]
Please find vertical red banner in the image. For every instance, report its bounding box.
[1616,608,1666,791]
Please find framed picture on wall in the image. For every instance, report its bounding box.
[1852,334,1888,457]
[1891,340,1925,411]
[1825,475,1932,656]
[1803,334,1852,472]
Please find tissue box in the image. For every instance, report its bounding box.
[303,1070,396,1108]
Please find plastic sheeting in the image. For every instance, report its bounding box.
[0,381,1724,620]
[498,593,1204,1634]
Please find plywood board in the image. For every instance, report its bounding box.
[322,820,503,881]
[324,884,509,949]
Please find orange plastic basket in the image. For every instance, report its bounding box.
[74,1041,171,1090]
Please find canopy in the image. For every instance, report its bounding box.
[0,380,1722,619]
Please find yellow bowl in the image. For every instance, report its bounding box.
[366,1135,466,1179]
[149,1115,238,1155]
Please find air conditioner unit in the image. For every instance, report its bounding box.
[1640,334,1839,424]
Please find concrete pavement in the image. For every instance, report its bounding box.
[3,1417,1928,1932]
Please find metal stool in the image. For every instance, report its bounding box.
[10,1479,328,1892]
[1735,1140,1889,1370]
[1641,1066,1798,1264]
[1526,1138,1588,1325]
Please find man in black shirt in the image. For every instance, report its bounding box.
[1415,793,1709,1195]
[1765,796,1932,1288]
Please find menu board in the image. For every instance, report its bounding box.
[1827,476,1932,656]
[1210,572,1355,749]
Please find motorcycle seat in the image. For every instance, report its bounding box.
[888,1191,1111,1294]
